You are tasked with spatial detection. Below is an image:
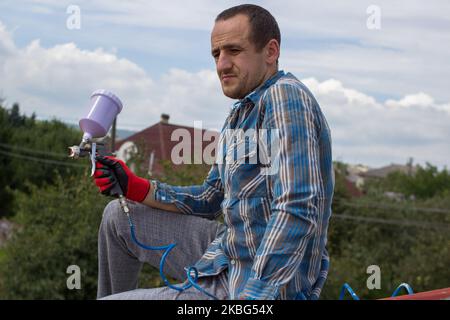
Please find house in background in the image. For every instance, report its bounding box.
[115,114,219,177]
[345,162,417,188]
[339,161,418,198]
[361,163,417,180]
[343,161,418,200]
[346,164,370,189]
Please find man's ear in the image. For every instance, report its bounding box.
[265,39,280,65]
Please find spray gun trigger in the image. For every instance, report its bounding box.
[90,143,97,177]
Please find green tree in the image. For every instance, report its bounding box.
[321,190,450,299]
[365,163,450,199]
[0,104,84,217]
[8,103,26,127]
[0,173,108,299]
[0,105,14,214]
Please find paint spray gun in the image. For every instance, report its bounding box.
[68,90,130,215]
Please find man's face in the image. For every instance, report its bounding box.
[211,14,268,99]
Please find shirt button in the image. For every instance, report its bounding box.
[230,259,236,265]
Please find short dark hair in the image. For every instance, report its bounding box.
[215,4,281,52]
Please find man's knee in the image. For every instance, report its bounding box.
[101,199,129,234]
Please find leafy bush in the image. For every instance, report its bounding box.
[321,192,450,299]
[366,163,450,199]
[0,104,83,217]
[0,173,108,299]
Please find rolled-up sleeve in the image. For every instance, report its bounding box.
[153,164,224,219]
[240,83,326,299]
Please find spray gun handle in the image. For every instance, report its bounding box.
[86,142,112,177]
[106,168,130,215]
[109,180,124,198]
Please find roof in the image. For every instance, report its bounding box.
[115,119,219,175]
[344,178,363,197]
[361,164,416,179]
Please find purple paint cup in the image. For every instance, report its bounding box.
[79,89,123,141]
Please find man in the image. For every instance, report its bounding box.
[94,4,334,300]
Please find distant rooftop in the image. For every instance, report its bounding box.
[362,163,417,178]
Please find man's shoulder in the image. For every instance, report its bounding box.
[264,72,318,105]
[274,72,310,93]
[275,72,300,85]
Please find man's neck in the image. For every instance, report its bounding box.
[262,68,279,85]
[250,68,279,96]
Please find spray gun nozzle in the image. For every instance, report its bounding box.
[68,145,91,159]
[68,146,79,158]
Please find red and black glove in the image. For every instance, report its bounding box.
[93,156,150,202]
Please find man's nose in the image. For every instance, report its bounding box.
[216,53,232,73]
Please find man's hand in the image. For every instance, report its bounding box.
[93,156,150,202]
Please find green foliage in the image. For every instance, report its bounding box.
[365,163,450,199]
[0,106,14,213]
[7,119,83,189]
[158,160,211,186]
[326,162,353,257]
[0,103,84,217]
[0,173,109,299]
[321,190,450,299]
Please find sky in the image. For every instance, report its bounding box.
[0,0,449,168]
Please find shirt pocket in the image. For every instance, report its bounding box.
[223,133,268,199]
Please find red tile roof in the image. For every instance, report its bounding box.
[116,120,219,176]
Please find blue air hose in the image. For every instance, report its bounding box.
[339,283,360,300]
[339,282,415,300]
[125,212,219,299]
[391,283,414,297]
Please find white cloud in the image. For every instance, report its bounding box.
[385,92,450,115]
[273,0,450,103]
[3,1,450,103]
[0,22,16,58]
[0,17,449,168]
[386,92,433,108]
[302,77,450,167]
[159,68,232,131]
[0,20,152,125]
[0,21,230,131]
[303,78,378,107]
[12,0,227,31]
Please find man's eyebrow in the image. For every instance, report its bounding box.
[211,43,244,55]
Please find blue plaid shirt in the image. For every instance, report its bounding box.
[153,70,334,300]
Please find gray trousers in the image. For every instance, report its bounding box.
[97,199,229,300]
